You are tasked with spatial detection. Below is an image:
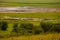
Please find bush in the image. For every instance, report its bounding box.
[33,26,43,34]
[40,20,60,33]
[12,23,18,33]
[11,22,43,35]
[18,23,43,35]
[1,21,8,31]
[0,21,14,38]
[1,20,60,37]
[0,22,2,30]
[18,23,34,35]
[0,21,9,38]
[40,21,53,32]
[52,23,60,33]
[20,23,34,30]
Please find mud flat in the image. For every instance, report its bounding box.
[0,6,60,13]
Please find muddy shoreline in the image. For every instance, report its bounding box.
[0,6,60,12]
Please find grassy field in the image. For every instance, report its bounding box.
[0,2,60,8]
[0,12,60,19]
[0,1,60,8]
[1,0,60,3]
[0,33,60,40]
[0,0,60,7]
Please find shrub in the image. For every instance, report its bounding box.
[52,22,60,33]
[0,22,2,30]
[19,23,43,35]
[18,23,34,35]
[33,27,43,34]
[0,21,14,38]
[40,21,53,32]
[1,21,8,31]
[20,23,34,30]
[12,23,18,33]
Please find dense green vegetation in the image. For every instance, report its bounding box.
[0,20,60,38]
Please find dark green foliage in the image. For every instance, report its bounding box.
[12,23,18,32]
[52,23,60,33]
[0,22,2,29]
[0,21,11,38]
[40,21,53,32]
[1,21,8,31]
[32,25,43,34]
[40,21,60,33]
[20,23,34,30]
[18,23,34,35]
[0,20,60,38]
[33,29,42,34]
[18,23,43,35]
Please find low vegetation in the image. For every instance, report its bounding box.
[0,12,60,19]
[0,12,60,40]
[0,33,60,40]
[0,20,60,38]
[0,1,60,9]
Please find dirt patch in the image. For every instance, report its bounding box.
[0,7,60,12]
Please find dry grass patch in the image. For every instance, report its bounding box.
[0,33,60,40]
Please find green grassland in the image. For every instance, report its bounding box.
[0,2,60,8]
[0,12,60,26]
[0,0,60,7]
[0,12,60,30]
[1,0,60,3]
[0,12,60,19]
[0,0,60,8]
[0,1,60,8]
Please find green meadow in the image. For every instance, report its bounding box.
[0,2,60,8]
[1,0,60,3]
[0,0,60,7]
[0,12,60,19]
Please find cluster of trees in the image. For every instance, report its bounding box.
[0,21,60,37]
